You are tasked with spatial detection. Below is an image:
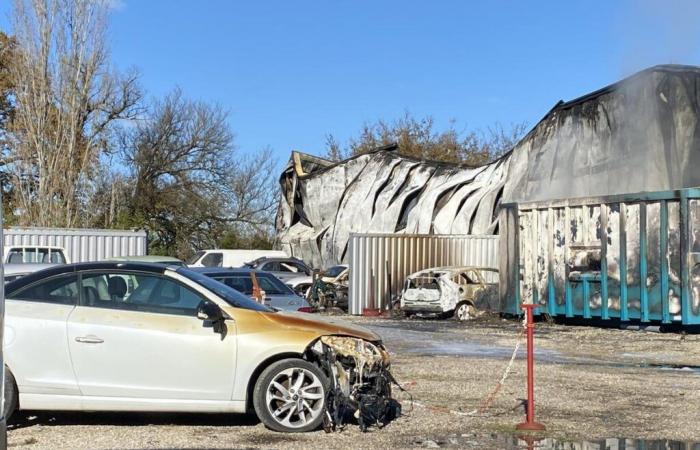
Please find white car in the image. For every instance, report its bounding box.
[2,262,392,432]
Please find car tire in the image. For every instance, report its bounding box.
[253,358,329,433]
[4,368,18,421]
[453,302,476,321]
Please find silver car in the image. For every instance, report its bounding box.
[243,257,312,283]
[191,267,314,312]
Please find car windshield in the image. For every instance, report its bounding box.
[176,268,274,312]
[186,251,205,265]
[324,265,346,278]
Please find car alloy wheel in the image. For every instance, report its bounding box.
[254,358,329,432]
[265,367,324,429]
[454,302,475,321]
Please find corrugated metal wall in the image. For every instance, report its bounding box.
[4,227,148,263]
[348,233,498,315]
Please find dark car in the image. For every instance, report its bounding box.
[191,267,313,312]
[243,257,312,283]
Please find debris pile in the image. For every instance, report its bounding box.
[307,336,400,432]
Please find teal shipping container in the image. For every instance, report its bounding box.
[500,188,700,325]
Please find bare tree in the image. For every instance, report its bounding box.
[119,89,278,256]
[224,147,279,232]
[0,32,15,141]
[86,162,130,229]
[6,0,141,227]
[325,112,529,166]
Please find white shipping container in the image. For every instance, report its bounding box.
[4,227,147,263]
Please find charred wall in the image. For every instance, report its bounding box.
[276,146,508,268]
[504,65,700,204]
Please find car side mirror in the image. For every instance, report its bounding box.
[197,301,227,338]
[197,301,222,321]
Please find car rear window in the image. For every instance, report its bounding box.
[11,274,79,304]
[255,273,295,295]
[7,248,66,264]
[177,268,273,312]
[214,275,254,295]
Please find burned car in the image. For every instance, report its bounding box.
[400,266,499,320]
[3,262,398,433]
[307,265,349,311]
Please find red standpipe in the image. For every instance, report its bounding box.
[516,303,546,432]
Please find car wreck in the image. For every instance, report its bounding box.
[400,266,499,320]
[304,335,400,432]
[307,265,349,311]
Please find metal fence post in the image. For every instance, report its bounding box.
[516,303,546,432]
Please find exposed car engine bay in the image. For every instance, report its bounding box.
[306,335,401,432]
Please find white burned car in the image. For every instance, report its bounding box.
[2,262,396,432]
[400,267,498,321]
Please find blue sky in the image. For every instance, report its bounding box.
[2,1,700,163]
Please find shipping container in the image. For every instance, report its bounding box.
[500,188,700,325]
[348,233,498,315]
[4,227,147,263]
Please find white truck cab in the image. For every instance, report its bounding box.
[186,249,288,268]
[3,245,69,264]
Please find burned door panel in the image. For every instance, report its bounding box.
[625,203,641,319]
[645,202,662,320]
[551,208,567,313]
[606,204,621,315]
[519,211,535,306]
[536,209,549,308]
[668,201,682,316]
[689,199,700,316]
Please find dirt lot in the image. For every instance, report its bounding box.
[8,315,700,449]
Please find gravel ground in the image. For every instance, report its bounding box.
[8,315,700,449]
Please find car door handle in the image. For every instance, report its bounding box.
[75,335,104,344]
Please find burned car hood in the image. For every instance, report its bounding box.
[260,311,380,342]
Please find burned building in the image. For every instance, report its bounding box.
[277,64,700,324]
[276,145,508,269]
[500,64,700,325]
